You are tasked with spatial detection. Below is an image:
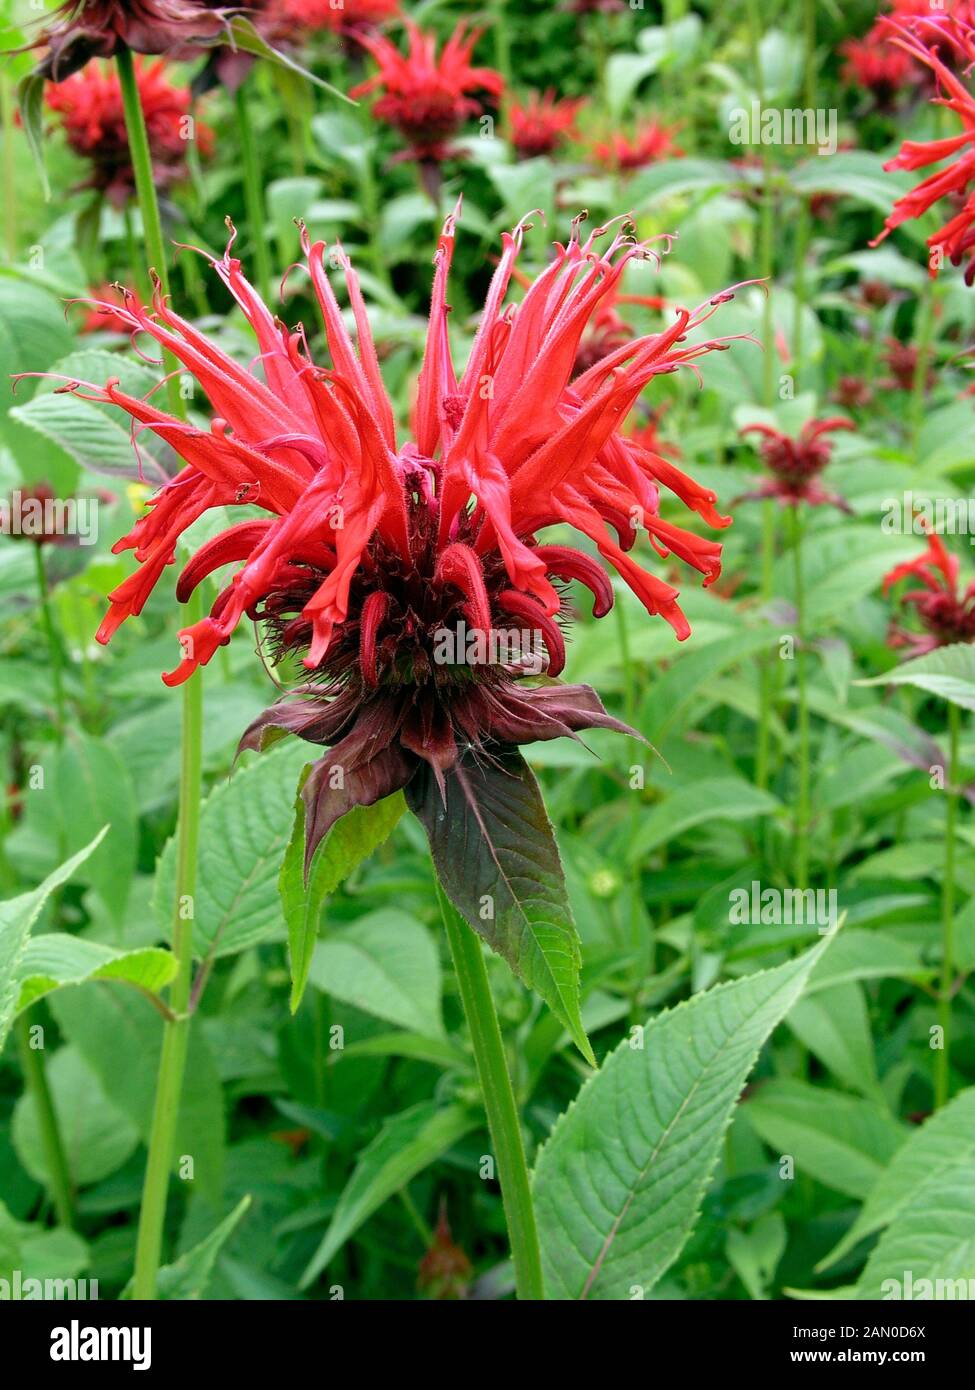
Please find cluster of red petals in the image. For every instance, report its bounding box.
[881,335,934,391]
[267,0,401,37]
[350,20,503,161]
[30,0,234,80]
[871,13,975,282]
[739,417,854,510]
[507,90,584,160]
[883,527,975,654]
[840,37,917,103]
[591,120,682,173]
[44,210,745,852]
[46,60,210,206]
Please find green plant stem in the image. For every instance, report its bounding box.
[235,80,273,305]
[489,0,512,89]
[790,507,809,887]
[435,882,545,1301]
[34,546,66,737]
[115,45,184,422]
[791,0,816,380]
[16,1015,76,1229]
[132,589,204,1299]
[1,74,17,261]
[910,276,937,460]
[935,702,961,1110]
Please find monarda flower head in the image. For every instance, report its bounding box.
[25,0,235,81]
[591,120,683,173]
[46,59,210,206]
[350,20,503,163]
[507,90,584,161]
[739,417,854,511]
[883,526,975,654]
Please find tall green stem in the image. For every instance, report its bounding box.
[34,545,65,738]
[132,592,204,1299]
[935,703,961,1110]
[16,1015,76,1229]
[910,276,937,460]
[118,43,206,1296]
[235,81,273,305]
[747,0,777,796]
[790,507,810,887]
[435,882,545,1300]
[791,0,816,381]
[116,45,184,422]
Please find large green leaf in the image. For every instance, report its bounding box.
[300,1102,477,1288]
[13,1046,139,1187]
[407,750,593,1064]
[745,1079,905,1199]
[820,1087,975,1271]
[154,742,309,960]
[12,936,176,1016]
[48,733,138,926]
[0,830,108,1053]
[855,1167,975,1300]
[857,642,975,712]
[786,983,880,1098]
[531,938,830,1300]
[625,777,781,864]
[307,908,444,1039]
[280,781,405,1012]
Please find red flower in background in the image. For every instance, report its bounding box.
[881,335,935,391]
[871,13,975,282]
[883,527,975,653]
[77,283,144,333]
[841,37,917,105]
[27,0,234,80]
[268,0,400,36]
[46,60,211,206]
[350,21,503,162]
[43,209,744,862]
[739,418,854,511]
[591,120,682,173]
[507,90,584,160]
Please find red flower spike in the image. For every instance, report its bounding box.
[883,526,975,653]
[507,89,584,160]
[37,210,742,864]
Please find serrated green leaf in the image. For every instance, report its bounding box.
[820,1087,975,1271]
[122,1197,251,1300]
[307,908,443,1038]
[280,781,404,1012]
[13,936,176,1015]
[855,1166,975,1299]
[531,937,831,1299]
[407,749,593,1065]
[300,1102,477,1288]
[0,829,108,1053]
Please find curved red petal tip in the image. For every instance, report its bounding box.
[498,590,566,677]
[359,590,390,687]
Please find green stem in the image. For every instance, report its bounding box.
[791,0,816,380]
[435,882,545,1300]
[935,703,961,1110]
[17,1015,76,1229]
[790,506,809,887]
[1,73,17,261]
[910,276,937,460]
[115,45,184,421]
[235,81,273,305]
[489,0,513,89]
[132,590,204,1299]
[34,545,66,737]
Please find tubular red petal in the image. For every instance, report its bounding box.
[497,590,566,676]
[175,519,274,602]
[435,542,493,633]
[533,544,614,617]
[359,590,390,687]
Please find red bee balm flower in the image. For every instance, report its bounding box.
[50,210,741,868]
[46,60,210,206]
[507,90,584,160]
[871,14,975,281]
[883,528,975,654]
[350,21,503,162]
[739,418,854,510]
[591,120,683,173]
[268,0,401,36]
[841,36,917,105]
[28,0,234,80]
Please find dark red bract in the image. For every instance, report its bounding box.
[883,528,975,654]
